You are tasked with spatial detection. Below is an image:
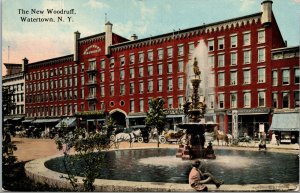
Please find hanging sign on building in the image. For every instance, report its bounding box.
[83,45,101,55]
[232,110,238,139]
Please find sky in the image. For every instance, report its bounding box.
[1,0,300,76]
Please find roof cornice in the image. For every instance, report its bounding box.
[26,54,74,68]
[110,12,261,52]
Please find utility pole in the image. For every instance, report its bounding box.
[8,45,10,62]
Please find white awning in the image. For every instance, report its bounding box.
[271,113,300,131]
[22,120,33,123]
[12,117,23,121]
[33,119,60,123]
[166,115,184,118]
[55,117,77,128]
[127,115,146,118]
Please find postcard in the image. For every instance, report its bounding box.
[2,0,299,192]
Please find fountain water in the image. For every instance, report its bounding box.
[176,40,216,160]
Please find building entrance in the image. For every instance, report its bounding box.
[110,110,126,128]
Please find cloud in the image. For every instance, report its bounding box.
[42,0,66,10]
[84,0,109,9]
[129,0,157,37]
[239,0,256,12]
[114,20,148,38]
[294,0,300,5]
[2,28,73,65]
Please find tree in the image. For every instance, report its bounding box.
[2,87,17,188]
[145,98,166,148]
[2,87,16,117]
[55,127,111,191]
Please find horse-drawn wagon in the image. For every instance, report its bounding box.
[109,125,149,144]
[159,129,185,144]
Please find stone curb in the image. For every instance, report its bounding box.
[25,151,299,192]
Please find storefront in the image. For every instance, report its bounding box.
[127,109,185,131]
[226,108,271,138]
[270,113,299,144]
[127,112,147,128]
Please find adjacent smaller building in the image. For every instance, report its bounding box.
[269,46,299,144]
[2,60,27,128]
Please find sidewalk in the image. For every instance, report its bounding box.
[209,139,299,151]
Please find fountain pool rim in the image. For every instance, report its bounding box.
[25,147,299,192]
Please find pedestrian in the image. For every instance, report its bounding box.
[189,160,223,191]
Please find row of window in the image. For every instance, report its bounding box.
[26,77,77,92]
[26,65,77,81]
[87,60,185,83]
[207,29,265,52]
[27,90,78,103]
[6,83,24,92]
[209,48,265,68]
[128,96,184,112]
[26,94,186,116]
[11,93,24,103]
[217,67,299,86]
[87,96,185,113]
[107,44,192,68]
[26,104,77,117]
[217,90,300,109]
[11,105,24,115]
[272,68,300,85]
[88,77,184,97]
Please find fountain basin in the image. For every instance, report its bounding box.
[25,147,298,191]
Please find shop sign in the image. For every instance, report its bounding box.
[259,123,265,133]
[83,45,101,55]
[232,110,238,139]
[75,110,104,116]
[163,108,184,115]
[274,108,299,113]
[227,108,270,115]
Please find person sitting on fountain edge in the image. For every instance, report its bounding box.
[189,160,223,191]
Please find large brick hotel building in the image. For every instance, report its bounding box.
[20,0,299,143]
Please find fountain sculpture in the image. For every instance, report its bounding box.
[176,57,216,160]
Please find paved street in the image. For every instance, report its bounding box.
[12,137,299,162]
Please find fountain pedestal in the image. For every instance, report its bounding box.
[176,123,216,159]
[176,57,216,160]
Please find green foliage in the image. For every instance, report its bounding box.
[145,98,166,147]
[2,161,70,191]
[102,115,116,136]
[55,127,111,191]
[2,87,16,116]
[2,87,18,182]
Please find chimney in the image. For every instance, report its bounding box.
[22,57,28,72]
[74,31,80,61]
[261,0,273,27]
[105,21,113,55]
[131,34,138,41]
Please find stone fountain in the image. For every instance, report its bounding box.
[176,57,216,160]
